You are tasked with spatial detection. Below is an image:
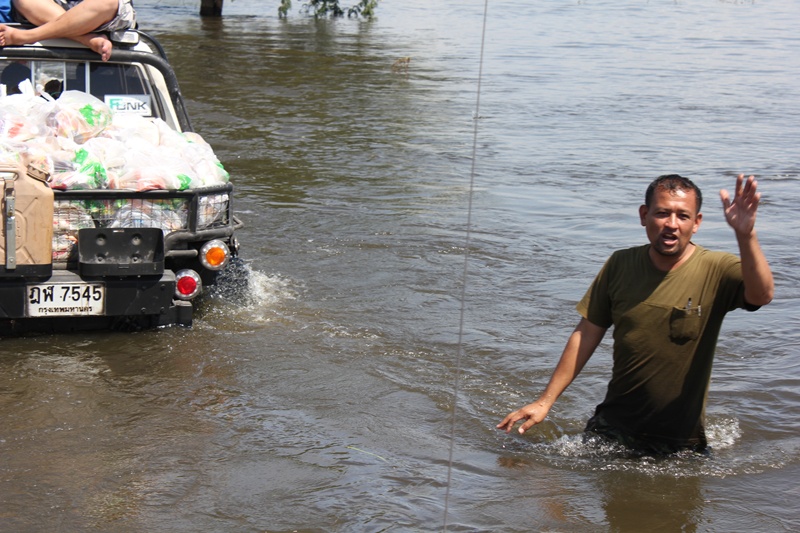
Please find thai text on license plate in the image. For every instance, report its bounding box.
[26,283,106,317]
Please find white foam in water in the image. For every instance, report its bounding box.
[241,265,296,307]
[547,433,629,459]
[500,418,758,478]
[705,417,741,450]
[201,262,297,325]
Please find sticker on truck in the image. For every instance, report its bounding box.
[104,94,152,116]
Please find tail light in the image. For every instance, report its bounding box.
[175,269,202,300]
[199,240,230,271]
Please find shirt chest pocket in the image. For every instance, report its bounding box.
[669,306,702,344]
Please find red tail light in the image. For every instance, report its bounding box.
[175,269,202,300]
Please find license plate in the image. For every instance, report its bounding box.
[26,283,106,317]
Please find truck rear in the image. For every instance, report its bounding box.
[0,29,243,334]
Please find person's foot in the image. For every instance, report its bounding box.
[75,33,113,62]
[87,33,113,62]
[0,25,36,47]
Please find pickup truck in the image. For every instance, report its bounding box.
[0,28,243,335]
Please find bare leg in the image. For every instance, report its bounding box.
[0,0,119,61]
[11,0,68,25]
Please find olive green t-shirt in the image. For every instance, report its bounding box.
[576,244,750,449]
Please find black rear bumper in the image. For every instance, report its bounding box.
[0,270,192,335]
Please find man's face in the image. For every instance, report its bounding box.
[639,187,702,260]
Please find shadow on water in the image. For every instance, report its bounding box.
[490,428,792,532]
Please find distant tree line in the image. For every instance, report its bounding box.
[199,0,378,18]
[279,0,379,18]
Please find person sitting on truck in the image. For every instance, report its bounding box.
[0,0,135,62]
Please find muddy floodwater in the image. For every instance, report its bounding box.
[2,0,799,531]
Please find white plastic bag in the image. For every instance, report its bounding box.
[51,90,112,143]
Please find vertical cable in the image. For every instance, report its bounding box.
[442,0,489,530]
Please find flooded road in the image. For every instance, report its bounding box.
[2,0,799,531]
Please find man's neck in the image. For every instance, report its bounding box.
[648,242,697,272]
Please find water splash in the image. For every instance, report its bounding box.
[198,261,297,327]
[494,414,793,479]
[705,416,741,450]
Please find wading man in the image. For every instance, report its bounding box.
[497,174,773,454]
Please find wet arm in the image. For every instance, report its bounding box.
[720,174,774,306]
[737,230,773,306]
[497,318,607,434]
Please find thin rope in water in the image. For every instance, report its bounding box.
[442,0,489,530]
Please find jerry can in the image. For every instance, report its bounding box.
[0,156,54,278]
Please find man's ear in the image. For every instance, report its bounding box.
[639,204,648,226]
[693,212,703,234]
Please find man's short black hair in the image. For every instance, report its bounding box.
[645,174,703,213]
